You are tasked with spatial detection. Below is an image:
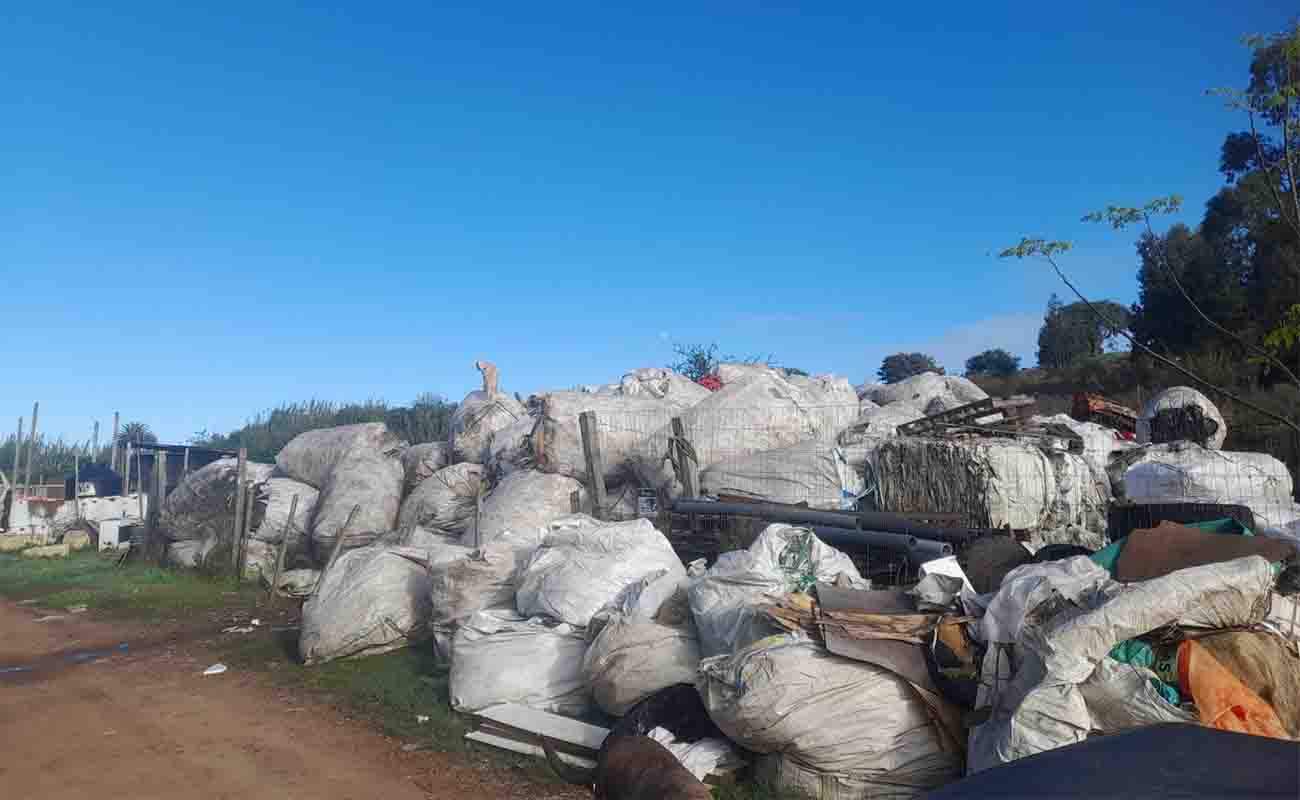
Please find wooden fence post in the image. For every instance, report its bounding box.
[183,447,191,476]
[10,417,22,498]
[269,494,299,599]
[579,411,607,520]
[317,504,362,597]
[110,412,120,473]
[74,455,81,520]
[229,448,248,573]
[22,402,38,495]
[136,448,145,518]
[123,443,132,497]
[235,480,255,582]
[145,449,166,560]
[92,421,99,462]
[670,417,698,499]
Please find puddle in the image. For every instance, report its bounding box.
[0,643,129,683]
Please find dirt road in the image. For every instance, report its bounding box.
[0,601,578,800]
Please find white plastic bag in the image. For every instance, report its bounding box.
[401,442,451,490]
[1137,385,1227,450]
[299,545,432,664]
[397,463,484,534]
[310,449,404,556]
[516,518,685,627]
[701,440,864,510]
[449,608,590,715]
[583,619,701,715]
[868,372,988,414]
[698,636,959,794]
[276,423,402,489]
[472,470,585,547]
[450,391,526,464]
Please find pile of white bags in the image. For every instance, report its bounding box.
[619,367,713,405]
[838,401,926,442]
[397,463,484,534]
[472,470,585,546]
[516,518,685,627]
[449,608,590,715]
[868,438,1106,531]
[299,544,432,664]
[700,440,864,509]
[968,555,1274,772]
[699,636,961,797]
[689,524,864,657]
[868,372,988,415]
[1137,385,1227,450]
[485,416,535,476]
[428,525,550,631]
[1120,442,1300,535]
[450,390,527,464]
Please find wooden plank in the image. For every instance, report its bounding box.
[472,703,608,751]
[268,494,298,599]
[464,731,597,769]
[578,411,607,520]
[229,448,248,573]
[670,417,698,499]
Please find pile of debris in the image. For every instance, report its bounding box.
[147,363,1300,797]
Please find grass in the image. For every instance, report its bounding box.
[0,550,270,619]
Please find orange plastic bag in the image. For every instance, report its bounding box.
[1178,639,1290,740]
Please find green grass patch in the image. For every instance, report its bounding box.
[0,550,269,620]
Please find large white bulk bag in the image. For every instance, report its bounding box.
[583,618,701,716]
[1122,442,1294,505]
[1137,386,1227,450]
[449,608,590,715]
[869,372,988,414]
[515,518,685,627]
[471,470,585,547]
[689,524,863,658]
[698,636,960,796]
[310,449,404,556]
[160,458,274,543]
[276,423,402,489]
[428,525,550,630]
[299,544,432,664]
[450,391,526,464]
[700,440,864,509]
[397,463,484,534]
[401,442,451,491]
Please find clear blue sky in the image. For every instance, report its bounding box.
[5,2,1290,443]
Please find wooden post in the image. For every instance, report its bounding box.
[229,447,248,573]
[123,443,132,498]
[316,504,362,598]
[22,402,38,495]
[10,417,22,499]
[569,489,582,515]
[670,417,698,499]
[110,412,120,473]
[235,481,255,582]
[269,494,299,599]
[183,447,191,476]
[145,450,165,558]
[92,421,99,462]
[136,449,145,518]
[578,411,607,520]
[74,455,81,520]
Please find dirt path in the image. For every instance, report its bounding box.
[0,601,579,800]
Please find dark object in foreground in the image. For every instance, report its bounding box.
[1107,502,1256,541]
[923,724,1300,799]
[541,735,712,799]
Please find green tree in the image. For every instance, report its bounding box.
[116,422,157,447]
[1037,295,1131,369]
[965,348,1021,378]
[667,343,774,382]
[877,352,942,384]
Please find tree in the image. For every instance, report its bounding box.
[877,352,942,384]
[1037,294,1131,369]
[668,343,773,382]
[965,348,1021,378]
[116,422,157,447]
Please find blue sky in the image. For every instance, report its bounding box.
[4,2,1290,443]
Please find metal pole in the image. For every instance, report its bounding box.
[669,499,979,544]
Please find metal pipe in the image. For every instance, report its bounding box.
[808,525,952,560]
[670,499,978,543]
